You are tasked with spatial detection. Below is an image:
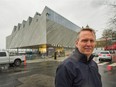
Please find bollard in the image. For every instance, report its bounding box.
[24,55,27,66]
[107,65,112,71]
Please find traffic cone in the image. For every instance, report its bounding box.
[107,65,112,71]
[24,55,27,66]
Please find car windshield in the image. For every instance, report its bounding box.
[100,52,109,54]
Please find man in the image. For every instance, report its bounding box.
[55,26,102,87]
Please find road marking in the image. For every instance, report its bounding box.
[97,62,116,67]
[9,71,29,76]
[109,62,116,66]
[98,62,109,65]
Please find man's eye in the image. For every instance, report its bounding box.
[83,40,88,42]
[82,40,95,43]
[90,40,95,42]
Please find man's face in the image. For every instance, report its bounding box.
[76,31,96,57]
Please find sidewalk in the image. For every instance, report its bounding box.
[26,55,116,64]
[26,56,67,64]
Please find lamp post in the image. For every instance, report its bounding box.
[95,30,98,50]
[105,31,109,50]
[112,31,116,51]
[112,31,116,41]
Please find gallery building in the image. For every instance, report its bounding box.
[6,6,81,57]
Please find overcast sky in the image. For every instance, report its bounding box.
[0,0,114,49]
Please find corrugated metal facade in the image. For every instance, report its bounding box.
[6,6,80,49]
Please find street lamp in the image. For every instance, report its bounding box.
[95,30,98,50]
[112,32,116,40]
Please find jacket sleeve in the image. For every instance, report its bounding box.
[55,64,74,87]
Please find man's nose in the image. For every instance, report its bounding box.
[86,41,91,45]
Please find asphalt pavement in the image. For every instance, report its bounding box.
[16,56,116,87]
[17,56,67,87]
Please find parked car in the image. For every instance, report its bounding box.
[0,51,25,70]
[98,51,112,62]
[92,52,98,57]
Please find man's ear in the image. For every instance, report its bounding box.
[75,40,78,47]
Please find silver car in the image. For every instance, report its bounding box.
[98,51,112,62]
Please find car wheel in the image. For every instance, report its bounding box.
[99,59,102,63]
[14,59,21,66]
[109,59,112,63]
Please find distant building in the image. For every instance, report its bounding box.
[6,6,81,56]
[96,37,116,50]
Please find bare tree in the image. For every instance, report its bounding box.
[100,1,116,49]
[102,28,116,47]
[108,1,116,30]
[102,1,116,40]
[102,29,113,38]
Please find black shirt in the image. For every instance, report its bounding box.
[55,48,102,87]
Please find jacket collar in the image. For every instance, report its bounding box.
[72,48,94,64]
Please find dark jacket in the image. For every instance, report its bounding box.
[55,48,102,87]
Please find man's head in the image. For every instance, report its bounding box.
[75,26,96,58]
